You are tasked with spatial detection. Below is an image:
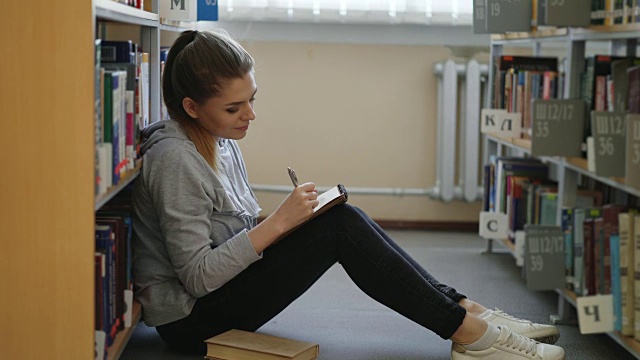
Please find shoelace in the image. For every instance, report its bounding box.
[494,309,533,324]
[499,329,538,356]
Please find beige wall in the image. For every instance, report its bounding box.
[236,41,484,222]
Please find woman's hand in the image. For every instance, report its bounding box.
[272,182,320,231]
[247,182,319,253]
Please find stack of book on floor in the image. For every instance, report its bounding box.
[204,329,319,360]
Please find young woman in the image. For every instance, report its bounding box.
[131,30,565,360]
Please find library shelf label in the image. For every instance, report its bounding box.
[540,0,591,27]
[197,0,218,21]
[531,99,584,157]
[473,0,533,34]
[524,225,565,291]
[576,294,615,334]
[160,0,197,21]
[626,114,640,189]
[590,111,627,177]
[480,109,522,138]
[479,211,509,239]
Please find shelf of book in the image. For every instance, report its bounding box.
[95,0,158,27]
[572,23,640,41]
[556,289,640,357]
[491,23,640,44]
[107,300,142,360]
[95,164,141,211]
[490,28,569,45]
[486,134,640,198]
[486,134,532,153]
[486,7,640,358]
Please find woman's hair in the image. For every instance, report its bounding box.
[162,30,254,169]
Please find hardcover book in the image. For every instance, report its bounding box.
[619,212,636,336]
[204,329,319,360]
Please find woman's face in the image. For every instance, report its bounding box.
[188,72,257,140]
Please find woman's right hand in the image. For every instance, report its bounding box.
[272,182,320,232]
[247,182,319,253]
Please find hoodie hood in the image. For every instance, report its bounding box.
[140,120,189,155]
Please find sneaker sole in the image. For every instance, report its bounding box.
[450,344,566,360]
[530,334,560,345]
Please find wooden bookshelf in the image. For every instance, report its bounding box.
[1,1,95,359]
[107,300,142,360]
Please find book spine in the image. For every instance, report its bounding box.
[612,234,622,331]
[562,208,574,290]
[620,213,635,336]
[633,214,640,340]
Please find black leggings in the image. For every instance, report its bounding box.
[156,204,467,354]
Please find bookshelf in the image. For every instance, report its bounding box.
[93,2,201,358]
[484,19,640,357]
[1,1,95,359]
[485,137,640,357]
[0,1,197,359]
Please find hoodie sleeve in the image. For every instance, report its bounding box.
[146,144,261,298]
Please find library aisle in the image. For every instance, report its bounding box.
[121,230,634,360]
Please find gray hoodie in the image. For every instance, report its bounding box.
[132,120,262,327]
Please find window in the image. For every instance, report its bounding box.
[218,0,473,25]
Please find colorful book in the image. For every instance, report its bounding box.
[574,208,603,296]
[620,212,636,336]
[562,208,574,290]
[611,234,622,331]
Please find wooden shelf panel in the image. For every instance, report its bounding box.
[107,300,142,360]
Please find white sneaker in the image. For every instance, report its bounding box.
[451,325,565,360]
[482,309,560,344]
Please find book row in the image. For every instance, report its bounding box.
[492,55,640,143]
[94,39,151,196]
[483,156,640,340]
[589,0,640,25]
[94,204,135,359]
[563,206,640,339]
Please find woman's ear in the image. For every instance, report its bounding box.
[182,97,198,119]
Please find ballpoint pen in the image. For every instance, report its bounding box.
[287,167,299,187]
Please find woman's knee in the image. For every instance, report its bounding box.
[326,204,366,223]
